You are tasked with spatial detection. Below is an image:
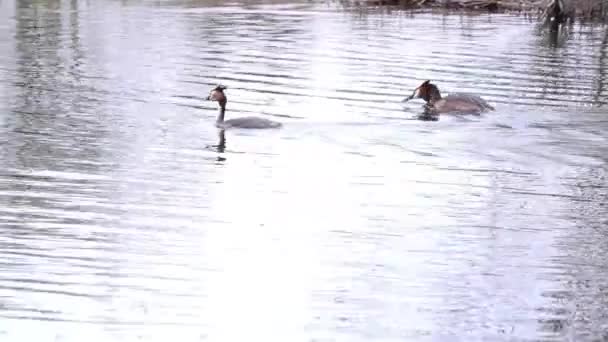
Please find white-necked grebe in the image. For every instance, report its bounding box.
[206,85,282,129]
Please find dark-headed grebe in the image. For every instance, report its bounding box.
[206,85,282,129]
[404,80,494,115]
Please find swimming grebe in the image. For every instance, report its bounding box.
[404,80,494,115]
[206,85,282,129]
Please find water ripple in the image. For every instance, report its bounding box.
[0,0,607,341]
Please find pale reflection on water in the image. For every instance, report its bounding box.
[0,0,607,341]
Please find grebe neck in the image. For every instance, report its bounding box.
[427,86,442,105]
[217,102,226,123]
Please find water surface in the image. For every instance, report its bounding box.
[0,0,607,341]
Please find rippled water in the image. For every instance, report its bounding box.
[1,0,607,341]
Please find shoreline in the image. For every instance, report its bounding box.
[340,0,607,21]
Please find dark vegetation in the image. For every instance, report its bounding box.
[340,0,608,22]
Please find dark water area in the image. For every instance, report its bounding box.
[0,0,607,341]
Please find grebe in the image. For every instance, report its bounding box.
[206,85,282,129]
[404,80,494,115]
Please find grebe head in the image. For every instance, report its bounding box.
[207,85,228,107]
[404,80,441,103]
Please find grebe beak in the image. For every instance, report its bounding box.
[403,88,419,102]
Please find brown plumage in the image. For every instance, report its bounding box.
[404,80,494,115]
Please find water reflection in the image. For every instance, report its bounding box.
[0,0,607,341]
[205,129,227,162]
[215,129,227,154]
